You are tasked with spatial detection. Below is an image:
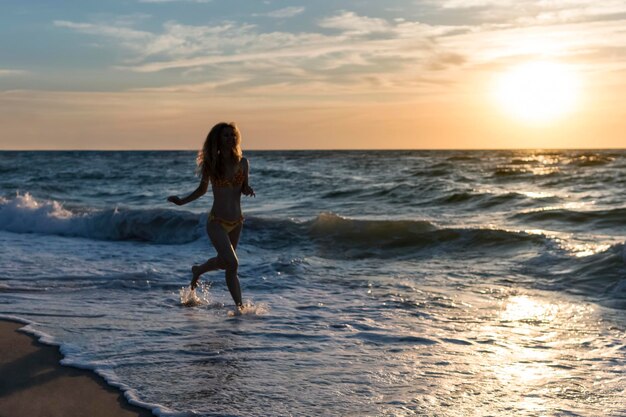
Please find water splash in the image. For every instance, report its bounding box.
[227,301,270,317]
[179,283,212,307]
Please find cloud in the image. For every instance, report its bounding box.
[50,11,471,96]
[53,20,152,44]
[130,76,250,92]
[53,5,626,98]
[439,18,626,67]
[426,0,626,26]
[318,10,392,36]
[259,7,305,19]
[0,69,27,76]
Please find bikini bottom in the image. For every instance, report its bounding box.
[209,211,244,233]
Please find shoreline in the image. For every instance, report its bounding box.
[0,318,154,417]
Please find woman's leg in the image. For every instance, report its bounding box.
[190,259,220,290]
[190,220,242,289]
[192,257,224,280]
[207,221,243,307]
[228,222,243,250]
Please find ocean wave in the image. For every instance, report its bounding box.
[309,212,437,239]
[512,207,626,228]
[567,154,616,167]
[0,193,608,264]
[239,212,551,258]
[318,183,420,204]
[437,190,559,208]
[445,155,477,161]
[0,166,18,174]
[0,193,202,244]
[321,187,366,199]
[493,166,561,178]
[525,243,626,308]
[305,213,547,259]
[410,167,451,177]
[509,158,541,165]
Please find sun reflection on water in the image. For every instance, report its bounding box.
[501,295,559,323]
[374,288,620,416]
[498,296,561,384]
[561,242,611,258]
[519,190,557,199]
[478,294,607,415]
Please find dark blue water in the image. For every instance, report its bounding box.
[0,150,624,416]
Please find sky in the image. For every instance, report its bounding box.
[1,0,625,150]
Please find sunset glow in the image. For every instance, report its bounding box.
[493,61,581,124]
[0,1,625,149]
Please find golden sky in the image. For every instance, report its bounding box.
[1,1,625,149]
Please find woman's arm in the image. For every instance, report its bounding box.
[241,157,255,197]
[167,172,209,205]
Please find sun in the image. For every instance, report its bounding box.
[493,61,581,124]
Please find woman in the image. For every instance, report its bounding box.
[167,122,255,310]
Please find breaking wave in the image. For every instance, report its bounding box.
[0,193,202,244]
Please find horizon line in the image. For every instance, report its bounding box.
[0,147,624,152]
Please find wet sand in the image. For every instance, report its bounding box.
[0,319,153,417]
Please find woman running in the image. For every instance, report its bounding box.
[167,122,255,310]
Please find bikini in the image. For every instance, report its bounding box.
[209,165,246,233]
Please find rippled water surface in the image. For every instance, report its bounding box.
[0,150,624,416]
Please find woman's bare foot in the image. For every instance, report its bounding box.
[190,265,201,290]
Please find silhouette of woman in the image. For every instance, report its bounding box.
[168,122,255,310]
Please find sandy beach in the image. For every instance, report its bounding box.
[0,319,153,417]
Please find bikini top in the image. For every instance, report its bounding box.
[211,165,245,188]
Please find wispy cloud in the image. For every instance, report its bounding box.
[429,0,626,26]
[55,11,458,74]
[318,10,392,36]
[439,18,626,66]
[53,20,152,43]
[130,76,250,92]
[51,4,626,96]
[0,69,27,76]
[258,7,305,19]
[47,9,512,99]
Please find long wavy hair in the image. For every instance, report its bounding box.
[196,122,242,180]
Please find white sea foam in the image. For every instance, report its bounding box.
[0,314,33,326]
[0,314,179,417]
[0,192,201,243]
[227,301,270,317]
[0,193,73,235]
[179,282,215,307]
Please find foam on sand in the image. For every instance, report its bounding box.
[0,318,154,417]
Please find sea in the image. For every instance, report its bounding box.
[0,150,624,417]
